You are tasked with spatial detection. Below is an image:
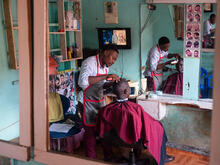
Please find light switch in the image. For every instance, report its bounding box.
[185,82,190,90]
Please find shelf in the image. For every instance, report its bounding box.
[201,48,215,53]
[50,48,61,52]
[13,26,19,30]
[49,32,65,34]
[49,0,76,2]
[61,57,82,62]
[48,0,83,63]
[137,94,213,121]
[49,23,59,26]
[65,29,81,32]
[137,94,213,110]
[3,0,18,70]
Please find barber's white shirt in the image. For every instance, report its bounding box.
[203,20,215,36]
[143,45,168,77]
[77,55,108,103]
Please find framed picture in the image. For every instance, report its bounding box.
[104,1,118,24]
[204,3,213,12]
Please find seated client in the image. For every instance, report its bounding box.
[97,78,173,165]
[163,58,183,95]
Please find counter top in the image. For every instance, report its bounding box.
[137,94,213,110]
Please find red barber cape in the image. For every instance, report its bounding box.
[163,73,183,95]
[97,101,164,164]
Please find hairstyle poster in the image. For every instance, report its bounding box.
[55,69,77,114]
[185,4,202,58]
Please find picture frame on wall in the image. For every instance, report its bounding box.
[204,3,213,12]
[104,1,118,24]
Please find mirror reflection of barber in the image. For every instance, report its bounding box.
[143,37,180,91]
[203,14,216,37]
[203,14,216,48]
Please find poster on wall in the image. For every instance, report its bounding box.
[49,69,77,114]
[185,4,202,58]
[104,1,118,24]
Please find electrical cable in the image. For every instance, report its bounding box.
[141,10,153,34]
[0,121,19,133]
[121,50,124,78]
[110,67,131,80]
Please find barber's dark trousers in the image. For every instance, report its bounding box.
[77,102,96,158]
[78,102,111,159]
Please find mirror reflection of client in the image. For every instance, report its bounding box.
[143,36,180,91]
[163,58,183,95]
[97,79,175,164]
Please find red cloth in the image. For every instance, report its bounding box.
[163,73,183,95]
[50,128,85,153]
[97,101,164,164]
[49,56,59,75]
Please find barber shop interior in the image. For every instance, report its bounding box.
[1,0,220,165]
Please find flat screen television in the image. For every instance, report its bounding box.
[97,28,131,49]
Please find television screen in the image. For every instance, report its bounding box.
[97,28,131,49]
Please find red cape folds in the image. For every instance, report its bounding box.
[97,101,164,164]
[163,73,183,95]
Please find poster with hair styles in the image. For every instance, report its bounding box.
[50,69,77,114]
[185,4,202,58]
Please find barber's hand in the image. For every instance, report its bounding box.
[174,54,181,59]
[165,60,176,65]
[106,74,120,82]
[211,29,215,33]
[163,67,169,72]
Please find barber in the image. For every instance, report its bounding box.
[77,44,120,159]
[203,14,216,48]
[143,36,180,91]
[204,14,216,37]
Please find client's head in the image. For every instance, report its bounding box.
[176,58,183,73]
[113,78,130,100]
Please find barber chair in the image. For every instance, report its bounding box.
[200,67,208,98]
[101,130,150,165]
[208,73,213,98]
